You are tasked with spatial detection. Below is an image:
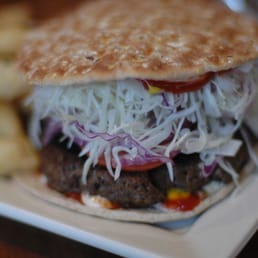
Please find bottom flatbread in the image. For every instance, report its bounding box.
[14,157,256,223]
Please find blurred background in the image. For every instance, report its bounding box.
[0,0,85,22]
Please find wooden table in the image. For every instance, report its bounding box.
[0,216,256,258]
[0,216,118,258]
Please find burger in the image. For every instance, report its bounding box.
[17,0,258,222]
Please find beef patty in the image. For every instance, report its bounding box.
[41,142,165,208]
[40,136,249,208]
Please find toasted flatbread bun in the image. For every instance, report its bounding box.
[19,0,258,86]
[14,158,255,223]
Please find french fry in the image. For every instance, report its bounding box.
[0,27,28,58]
[0,3,32,101]
[0,102,38,175]
[0,102,24,136]
[0,137,39,174]
[0,3,31,27]
[0,61,28,101]
[0,3,31,58]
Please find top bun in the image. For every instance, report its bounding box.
[18,0,258,86]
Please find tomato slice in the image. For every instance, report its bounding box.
[97,155,163,172]
[142,72,214,94]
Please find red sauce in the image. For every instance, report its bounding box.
[64,192,83,204]
[142,72,214,94]
[108,202,121,210]
[164,194,201,211]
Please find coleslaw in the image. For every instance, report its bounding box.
[27,62,257,184]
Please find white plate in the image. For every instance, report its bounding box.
[0,172,257,258]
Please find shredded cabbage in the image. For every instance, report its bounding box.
[27,62,257,183]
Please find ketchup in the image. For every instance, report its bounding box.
[164,193,201,211]
[64,192,83,204]
[164,188,203,212]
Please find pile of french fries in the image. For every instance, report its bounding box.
[0,3,39,175]
[0,3,31,100]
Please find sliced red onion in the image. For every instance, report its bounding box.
[43,119,172,167]
[202,161,217,178]
[42,119,62,145]
[73,122,171,164]
[161,93,169,107]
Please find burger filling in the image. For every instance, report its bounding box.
[40,133,249,208]
[28,62,257,209]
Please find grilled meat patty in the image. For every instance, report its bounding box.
[40,142,84,193]
[87,167,165,208]
[41,142,165,207]
[40,136,248,208]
